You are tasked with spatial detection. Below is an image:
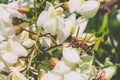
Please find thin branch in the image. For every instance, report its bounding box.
[99,0,120,14]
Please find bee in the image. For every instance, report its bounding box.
[66,36,94,56]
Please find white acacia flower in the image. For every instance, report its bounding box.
[9,67,28,80]
[0,74,8,80]
[41,72,62,80]
[68,0,84,13]
[39,37,52,48]
[0,1,26,38]
[72,17,89,37]
[79,55,94,70]
[0,33,5,43]
[103,66,116,80]
[62,44,81,64]
[22,38,35,48]
[0,62,5,71]
[0,41,8,53]
[2,52,18,66]
[37,2,64,35]
[57,14,76,44]
[43,18,58,35]
[77,1,100,18]
[68,0,100,18]
[0,2,25,24]
[0,21,15,38]
[82,66,97,80]
[64,71,84,80]
[20,30,29,41]
[52,61,71,75]
[8,39,28,57]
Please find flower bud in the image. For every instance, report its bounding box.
[22,38,35,48]
[18,6,30,13]
[49,57,59,67]
[63,2,69,11]
[38,71,46,78]
[12,26,21,35]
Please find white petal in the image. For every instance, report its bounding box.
[0,62,5,70]
[72,17,88,37]
[52,61,71,74]
[41,72,62,80]
[77,1,100,18]
[64,71,84,80]
[37,11,48,27]
[22,38,35,48]
[0,34,5,42]
[63,46,80,64]
[103,66,116,80]
[20,30,29,40]
[2,52,18,65]
[44,18,58,35]
[57,16,65,30]
[68,0,84,13]
[12,70,28,80]
[8,39,28,57]
[39,37,52,48]
[57,14,76,44]
[57,27,71,44]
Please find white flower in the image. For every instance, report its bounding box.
[57,14,76,44]
[20,30,29,41]
[64,71,84,80]
[10,67,28,80]
[0,21,15,38]
[0,33,5,43]
[68,0,100,18]
[77,1,100,18]
[2,52,18,66]
[52,61,71,75]
[0,2,26,38]
[80,55,94,69]
[103,66,116,80]
[0,41,8,52]
[0,62,5,71]
[44,18,58,35]
[62,44,80,64]
[39,37,52,48]
[0,74,8,80]
[72,17,89,37]
[37,2,64,35]
[0,3,25,24]
[22,38,35,48]
[68,0,84,13]
[37,11,48,27]
[41,72,62,80]
[8,39,28,57]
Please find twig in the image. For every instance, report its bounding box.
[99,0,120,14]
[44,44,62,52]
[21,27,37,35]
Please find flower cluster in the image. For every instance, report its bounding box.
[0,0,117,80]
